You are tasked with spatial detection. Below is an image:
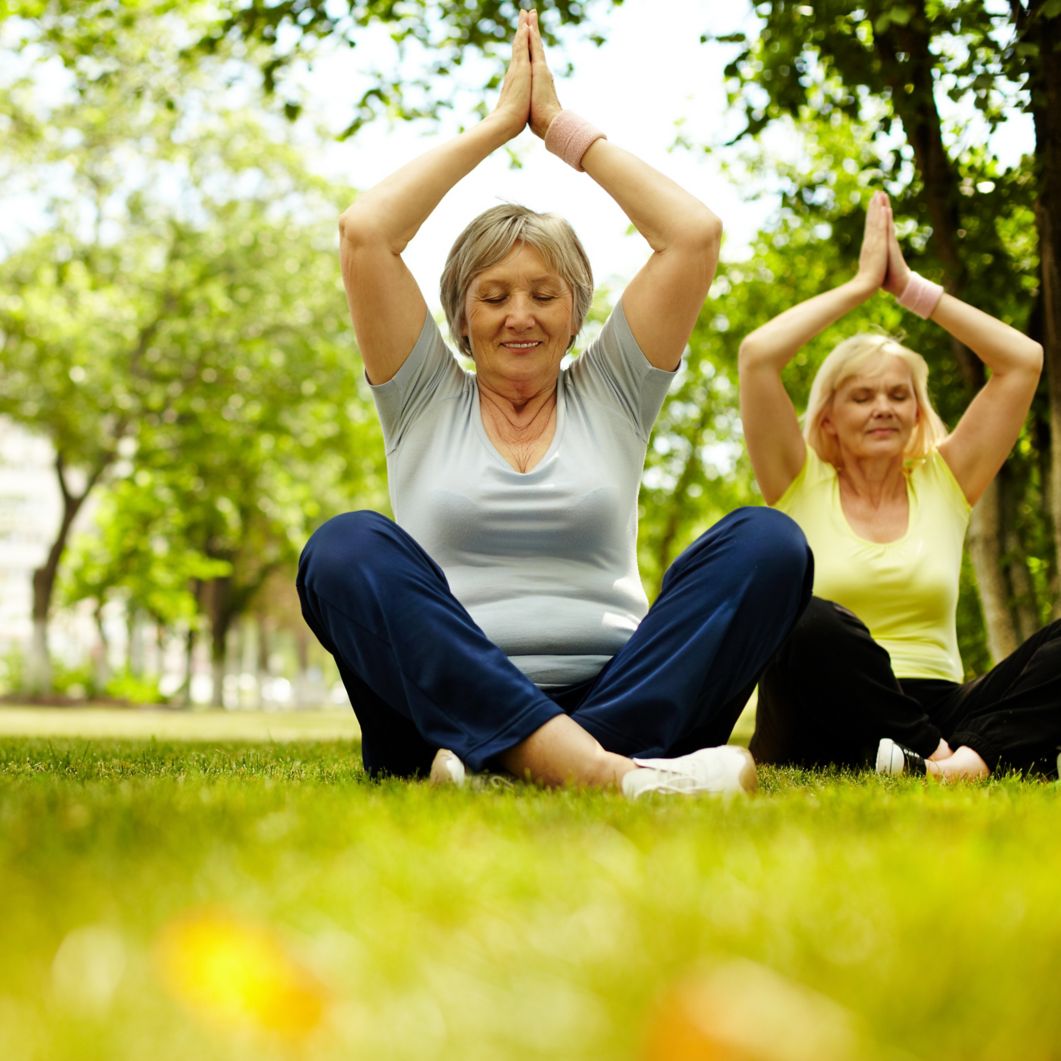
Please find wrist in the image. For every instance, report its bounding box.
[544,110,607,171]
[483,108,525,144]
[849,273,879,298]
[896,271,944,319]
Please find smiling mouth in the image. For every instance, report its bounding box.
[501,341,542,350]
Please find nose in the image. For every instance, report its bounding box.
[505,294,535,330]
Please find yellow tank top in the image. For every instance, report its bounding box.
[775,448,971,681]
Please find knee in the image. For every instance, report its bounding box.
[726,506,812,583]
[298,510,396,593]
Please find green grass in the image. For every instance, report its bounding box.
[1,709,1059,1060]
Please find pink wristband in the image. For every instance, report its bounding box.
[897,272,944,319]
[544,111,607,172]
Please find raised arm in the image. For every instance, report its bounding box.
[737,191,891,503]
[338,13,532,384]
[526,11,720,371]
[884,221,1043,506]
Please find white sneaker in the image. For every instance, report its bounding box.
[621,746,757,799]
[428,749,514,790]
[429,748,467,786]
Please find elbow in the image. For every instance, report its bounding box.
[338,204,387,253]
[1028,339,1045,378]
[338,206,368,249]
[666,207,721,263]
[737,335,761,373]
[687,208,723,257]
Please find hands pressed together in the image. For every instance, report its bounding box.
[855,190,912,297]
[494,8,563,141]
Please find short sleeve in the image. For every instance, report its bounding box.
[566,300,676,438]
[369,314,466,453]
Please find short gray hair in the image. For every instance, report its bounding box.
[440,203,594,358]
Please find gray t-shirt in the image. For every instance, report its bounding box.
[370,301,674,687]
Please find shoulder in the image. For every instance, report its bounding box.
[564,302,675,434]
[774,447,834,508]
[910,449,971,514]
[370,314,469,446]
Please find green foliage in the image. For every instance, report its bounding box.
[0,647,24,696]
[1,728,1059,1059]
[48,660,98,700]
[696,1,1051,661]
[0,5,389,690]
[101,668,168,705]
[1,0,615,136]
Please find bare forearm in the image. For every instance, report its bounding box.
[740,278,873,371]
[339,113,515,253]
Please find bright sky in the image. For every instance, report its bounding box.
[303,0,769,308]
[300,0,1033,314]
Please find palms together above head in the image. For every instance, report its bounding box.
[855,191,889,291]
[526,9,563,139]
[493,10,563,141]
[856,191,914,297]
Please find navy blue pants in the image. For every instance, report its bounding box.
[297,507,813,778]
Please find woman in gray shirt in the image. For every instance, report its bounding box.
[297,10,811,796]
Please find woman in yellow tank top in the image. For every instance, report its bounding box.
[738,192,1057,780]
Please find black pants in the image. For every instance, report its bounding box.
[750,597,1061,777]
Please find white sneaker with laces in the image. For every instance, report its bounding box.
[621,746,757,799]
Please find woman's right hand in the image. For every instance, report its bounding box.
[854,190,890,294]
[492,11,532,140]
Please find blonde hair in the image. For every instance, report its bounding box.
[440,203,593,358]
[804,333,947,467]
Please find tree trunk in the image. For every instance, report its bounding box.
[1027,3,1061,618]
[255,617,270,710]
[294,623,311,709]
[872,0,1022,656]
[26,453,102,695]
[176,623,196,707]
[126,607,145,676]
[966,480,1019,661]
[207,577,234,709]
[26,616,50,696]
[92,601,111,691]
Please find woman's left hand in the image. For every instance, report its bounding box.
[881,197,912,297]
[527,9,563,139]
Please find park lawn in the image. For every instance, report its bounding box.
[1,714,1059,1060]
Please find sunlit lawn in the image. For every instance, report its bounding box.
[1,706,1059,1060]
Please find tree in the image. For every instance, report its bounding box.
[1,0,612,137]
[0,9,383,694]
[708,0,1056,660]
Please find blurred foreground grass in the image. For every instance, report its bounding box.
[1,709,1059,1060]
